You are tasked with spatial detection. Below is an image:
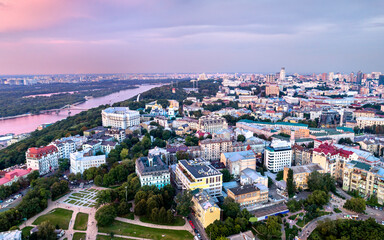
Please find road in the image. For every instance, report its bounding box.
[298,213,343,240]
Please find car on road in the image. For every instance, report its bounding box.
[189,220,195,229]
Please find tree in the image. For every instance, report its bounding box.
[95,204,117,226]
[175,191,193,217]
[343,197,366,213]
[150,207,159,222]
[237,135,246,142]
[134,199,147,216]
[120,148,129,160]
[306,190,329,207]
[58,158,70,171]
[307,171,335,193]
[176,151,189,160]
[222,198,240,219]
[94,175,103,186]
[220,169,232,182]
[276,170,284,181]
[287,169,295,197]
[36,221,56,240]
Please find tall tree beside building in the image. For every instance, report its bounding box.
[287,169,295,197]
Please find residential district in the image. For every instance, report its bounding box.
[1,69,384,240]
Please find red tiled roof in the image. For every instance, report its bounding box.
[27,145,58,158]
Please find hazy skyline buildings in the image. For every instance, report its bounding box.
[0,0,383,75]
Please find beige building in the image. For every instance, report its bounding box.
[198,115,228,134]
[265,84,279,96]
[312,143,357,182]
[200,138,232,161]
[227,184,268,210]
[356,117,384,128]
[342,160,384,204]
[192,189,221,228]
[220,150,256,177]
[353,110,375,119]
[292,144,312,166]
[283,163,324,190]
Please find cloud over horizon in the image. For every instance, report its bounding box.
[0,0,383,74]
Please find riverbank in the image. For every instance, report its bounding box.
[0,84,161,135]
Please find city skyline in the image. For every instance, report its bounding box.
[0,0,383,74]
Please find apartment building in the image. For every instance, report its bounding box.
[136,154,170,188]
[200,138,232,161]
[292,144,312,166]
[220,150,256,177]
[264,140,292,172]
[342,161,384,204]
[70,149,106,174]
[175,158,222,197]
[265,84,279,96]
[198,115,228,134]
[240,168,268,187]
[227,184,268,210]
[102,107,140,129]
[105,128,126,143]
[192,189,221,228]
[283,163,323,190]
[26,145,59,175]
[356,117,384,128]
[49,139,77,160]
[312,143,357,182]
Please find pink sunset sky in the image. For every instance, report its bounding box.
[0,0,383,74]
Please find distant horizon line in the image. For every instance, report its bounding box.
[0,70,379,77]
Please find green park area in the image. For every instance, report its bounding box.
[32,208,73,230]
[73,232,86,240]
[98,220,194,240]
[74,212,89,231]
[139,215,185,226]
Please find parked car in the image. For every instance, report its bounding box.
[189,220,195,229]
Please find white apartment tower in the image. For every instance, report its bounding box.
[279,67,286,81]
[265,139,292,172]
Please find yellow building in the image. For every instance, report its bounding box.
[283,163,323,190]
[192,189,221,228]
[175,158,223,197]
[342,161,384,204]
[227,184,268,210]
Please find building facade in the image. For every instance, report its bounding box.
[70,149,106,174]
[283,163,323,190]
[175,158,222,197]
[220,151,256,177]
[102,107,140,129]
[26,145,59,175]
[192,189,221,228]
[198,115,228,134]
[136,155,170,188]
[264,140,292,172]
[227,184,268,210]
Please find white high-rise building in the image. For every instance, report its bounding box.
[328,72,334,81]
[102,107,140,129]
[264,139,292,172]
[279,67,286,81]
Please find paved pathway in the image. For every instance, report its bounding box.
[115,216,193,232]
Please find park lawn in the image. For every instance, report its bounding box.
[74,212,89,231]
[21,226,33,238]
[72,193,86,198]
[296,218,307,228]
[73,232,86,240]
[98,220,194,240]
[32,208,73,230]
[97,235,137,240]
[139,215,185,226]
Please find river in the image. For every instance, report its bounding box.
[0,84,160,135]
